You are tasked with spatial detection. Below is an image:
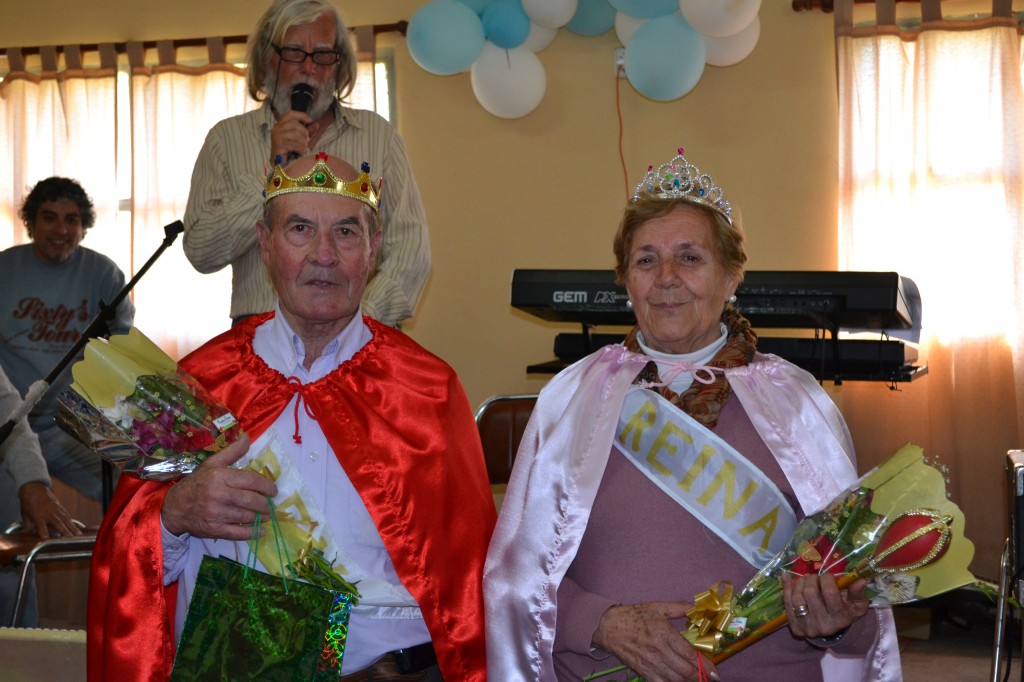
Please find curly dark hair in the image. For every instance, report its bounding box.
[19,177,96,237]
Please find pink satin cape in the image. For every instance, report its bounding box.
[483,344,902,682]
[87,314,496,681]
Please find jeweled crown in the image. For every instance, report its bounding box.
[263,152,383,212]
[632,148,732,224]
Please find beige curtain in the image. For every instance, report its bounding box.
[129,36,379,359]
[128,39,259,358]
[835,0,1024,579]
[3,31,382,360]
[0,47,119,259]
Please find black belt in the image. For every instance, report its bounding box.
[339,642,438,681]
[391,641,437,674]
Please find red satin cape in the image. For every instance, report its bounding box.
[87,314,496,681]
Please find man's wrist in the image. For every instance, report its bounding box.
[161,481,187,537]
[160,510,190,542]
[17,480,50,495]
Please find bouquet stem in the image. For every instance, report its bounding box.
[582,666,637,681]
[709,572,862,663]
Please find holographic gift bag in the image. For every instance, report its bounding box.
[170,505,355,681]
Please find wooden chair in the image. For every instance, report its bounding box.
[474,394,537,485]
[0,524,97,627]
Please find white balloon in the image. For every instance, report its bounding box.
[679,0,760,38]
[523,0,578,29]
[523,22,558,52]
[614,11,647,47]
[704,15,759,66]
[470,42,547,119]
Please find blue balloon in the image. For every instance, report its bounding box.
[624,14,706,101]
[407,0,486,76]
[565,0,616,37]
[482,0,531,49]
[609,0,677,20]
[456,0,494,14]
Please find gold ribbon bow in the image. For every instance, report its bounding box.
[295,521,321,573]
[684,581,736,654]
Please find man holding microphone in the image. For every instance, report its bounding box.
[184,0,431,328]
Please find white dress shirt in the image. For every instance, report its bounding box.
[183,104,431,326]
[162,306,431,671]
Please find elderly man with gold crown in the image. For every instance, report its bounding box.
[484,150,902,682]
[87,153,495,682]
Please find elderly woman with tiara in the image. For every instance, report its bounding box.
[483,150,901,682]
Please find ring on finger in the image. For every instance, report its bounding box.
[794,604,809,617]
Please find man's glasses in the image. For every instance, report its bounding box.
[273,45,340,66]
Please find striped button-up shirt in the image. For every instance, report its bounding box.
[183,102,431,326]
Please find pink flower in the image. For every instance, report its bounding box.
[131,411,182,454]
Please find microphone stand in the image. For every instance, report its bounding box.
[0,220,185,509]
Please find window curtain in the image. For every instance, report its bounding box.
[0,46,118,256]
[130,32,379,358]
[3,29,384,361]
[834,0,1024,579]
[128,39,259,358]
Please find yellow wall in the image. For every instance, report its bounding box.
[0,1,839,411]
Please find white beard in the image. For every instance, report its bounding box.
[265,72,334,121]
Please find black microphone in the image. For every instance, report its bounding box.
[290,83,313,114]
[286,84,314,162]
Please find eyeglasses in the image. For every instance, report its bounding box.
[273,45,340,66]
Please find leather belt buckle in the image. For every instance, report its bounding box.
[390,641,436,674]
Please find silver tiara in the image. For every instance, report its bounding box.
[631,148,732,224]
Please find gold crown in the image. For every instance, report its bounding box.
[632,148,732,224]
[263,152,383,212]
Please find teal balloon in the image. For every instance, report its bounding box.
[482,0,531,49]
[624,14,706,101]
[565,0,616,37]
[609,0,677,20]
[456,0,494,14]
[407,0,486,76]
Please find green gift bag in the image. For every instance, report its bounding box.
[170,503,356,681]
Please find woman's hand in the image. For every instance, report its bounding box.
[161,433,278,541]
[593,602,718,682]
[782,572,870,640]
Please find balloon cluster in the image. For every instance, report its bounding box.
[406,0,762,119]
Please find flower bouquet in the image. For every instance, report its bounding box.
[584,444,976,681]
[683,443,975,663]
[56,327,240,480]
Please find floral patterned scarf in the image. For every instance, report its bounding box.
[624,306,757,430]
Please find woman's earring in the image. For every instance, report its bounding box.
[727,294,737,304]
[626,299,633,309]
